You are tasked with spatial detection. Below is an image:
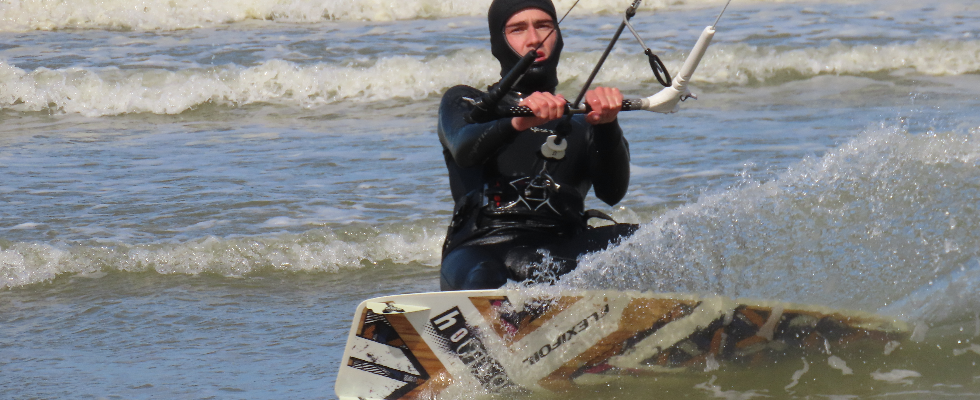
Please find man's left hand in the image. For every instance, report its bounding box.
[584,87,622,125]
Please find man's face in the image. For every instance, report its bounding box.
[504,8,557,63]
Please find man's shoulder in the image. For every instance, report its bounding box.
[439,85,486,118]
[441,85,484,101]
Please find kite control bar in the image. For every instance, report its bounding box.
[502,23,718,117]
[501,98,646,116]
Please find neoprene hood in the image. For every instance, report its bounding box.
[488,0,564,94]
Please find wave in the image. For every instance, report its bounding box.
[561,125,980,324]
[3,39,978,117]
[0,226,443,290]
[7,121,979,327]
[0,50,499,117]
[576,38,980,86]
[0,0,725,32]
[697,39,980,84]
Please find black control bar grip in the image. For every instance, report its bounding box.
[499,99,644,117]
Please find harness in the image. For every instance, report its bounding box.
[442,172,617,258]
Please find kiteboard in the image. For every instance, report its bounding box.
[334,289,909,399]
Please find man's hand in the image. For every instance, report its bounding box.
[512,91,566,131]
[584,86,622,125]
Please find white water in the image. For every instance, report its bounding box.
[0,0,772,31]
[4,39,980,116]
[0,226,444,289]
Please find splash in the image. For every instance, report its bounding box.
[0,226,443,290]
[4,39,980,116]
[562,125,980,322]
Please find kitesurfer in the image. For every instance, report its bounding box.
[438,0,637,290]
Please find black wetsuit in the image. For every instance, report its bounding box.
[438,86,637,290]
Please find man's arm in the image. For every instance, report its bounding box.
[585,87,629,206]
[589,120,630,205]
[438,86,521,168]
[439,85,568,168]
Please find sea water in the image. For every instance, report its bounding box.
[2,0,980,398]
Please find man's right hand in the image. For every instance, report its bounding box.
[511,91,566,131]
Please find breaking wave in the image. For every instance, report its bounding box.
[0,0,711,31]
[3,39,978,116]
[0,225,443,290]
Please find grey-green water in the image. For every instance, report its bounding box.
[3,0,980,398]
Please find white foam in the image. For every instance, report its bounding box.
[4,39,980,116]
[953,344,980,357]
[694,375,769,399]
[0,227,442,289]
[0,0,713,31]
[828,356,853,375]
[870,369,921,384]
[784,358,809,391]
[884,341,901,355]
[262,216,301,227]
[0,51,497,116]
[0,243,73,288]
[177,220,220,231]
[9,222,42,230]
[696,40,980,84]
[6,0,959,31]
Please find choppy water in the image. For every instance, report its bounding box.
[2,0,980,398]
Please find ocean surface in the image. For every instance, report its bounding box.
[2,0,980,398]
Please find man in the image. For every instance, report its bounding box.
[437,0,636,291]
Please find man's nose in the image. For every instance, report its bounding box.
[525,29,541,48]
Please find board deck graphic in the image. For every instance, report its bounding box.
[335,290,909,399]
